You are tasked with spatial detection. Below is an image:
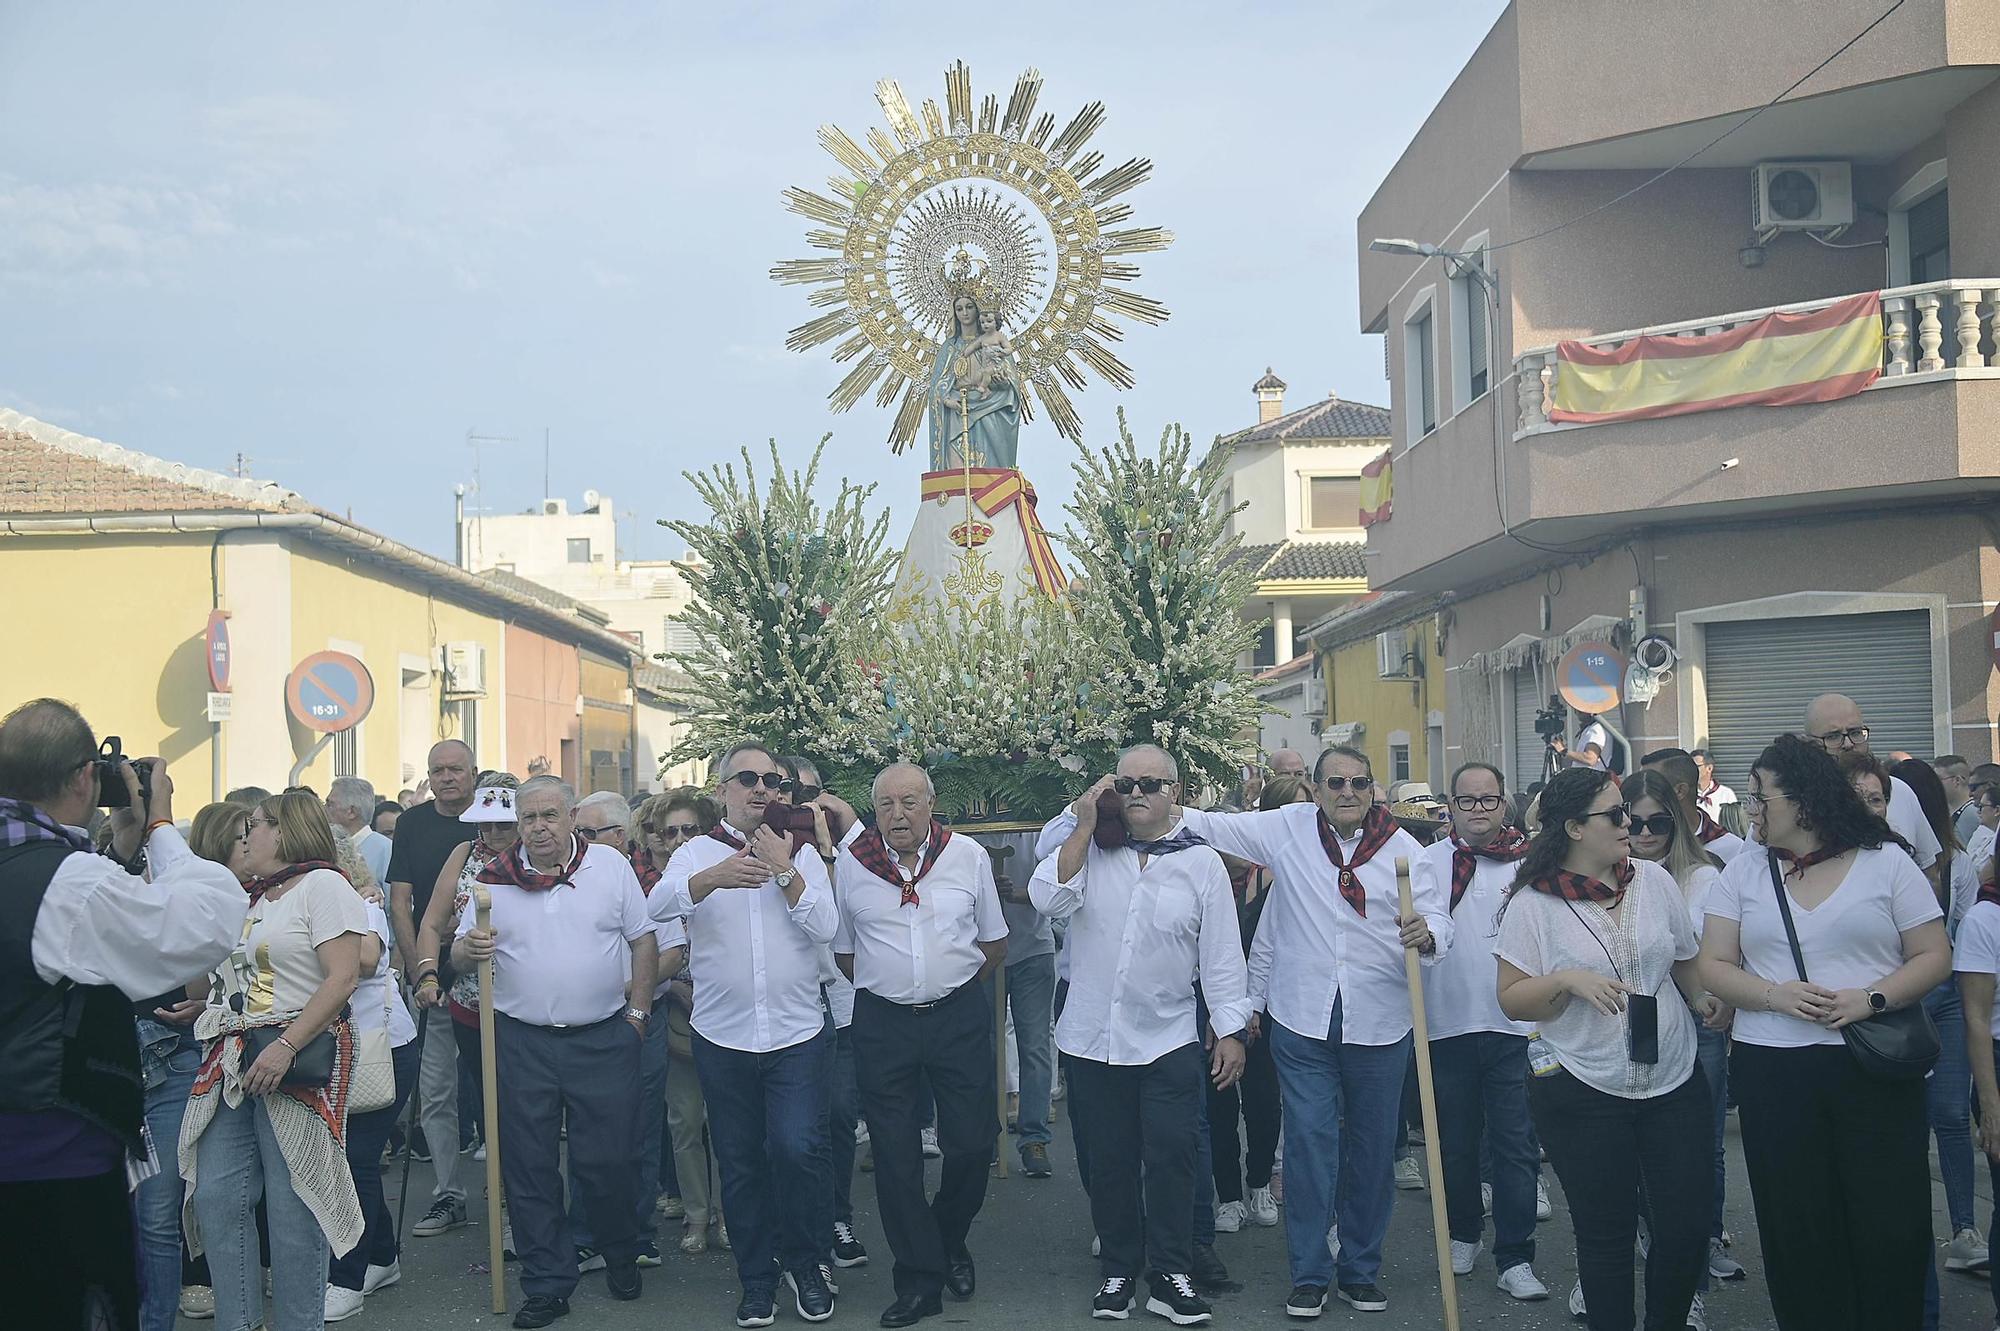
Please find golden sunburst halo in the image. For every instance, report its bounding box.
[771,60,1174,449]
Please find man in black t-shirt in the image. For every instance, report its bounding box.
[387,739,478,1237]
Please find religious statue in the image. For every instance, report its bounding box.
[927,279,1022,470]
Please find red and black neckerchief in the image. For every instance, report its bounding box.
[476,836,588,893]
[1696,811,1729,846]
[1771,845,1844,882]
[242,860,342,906]
[850,821,953,907]
[1978,877,2000,910]
[708,824,746,851]
[1317,803,1398,917]
[630,847,661,895]
[1448,827,1529,912]
[1526,857,1634,904]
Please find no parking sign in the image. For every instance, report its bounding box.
[285,651,375,734]
[1555,641,1625,715]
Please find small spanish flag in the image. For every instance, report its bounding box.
[1549,291,1882,425]
[1359,449,1392,528]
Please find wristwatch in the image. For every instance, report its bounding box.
[773,868,798,890]
[625,1006,649,1025]
[1866,988,1888,1014]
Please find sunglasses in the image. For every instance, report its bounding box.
[789,782,823,803]
[1320,776,1374,793]
[1626,812,1676,838]
[1580,804,1632,827]
[727,771,788,791]
[659,822,700,839]
[576,824,624,841]
[1112,776,1173,795]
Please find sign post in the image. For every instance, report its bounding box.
[285,651,375,787]
[205,612,231,800]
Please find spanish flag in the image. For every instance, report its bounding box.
[1359,449,1392,528]
[1548,291,1882,425]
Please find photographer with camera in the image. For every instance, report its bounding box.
[0,698,247,1331]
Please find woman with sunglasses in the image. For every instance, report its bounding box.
[653,787,728,1254]
[1495,767,1718,1331]
[1697,735,1949,1330]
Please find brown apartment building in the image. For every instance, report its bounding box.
[1357,0,2000,790]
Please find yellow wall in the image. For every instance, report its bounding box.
[1323,631,1441,789]
[0,533,224,799]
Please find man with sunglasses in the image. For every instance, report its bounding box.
[657,743,839,1329]
[1802,693,1941,886]
[1409,763,1549,1303]
[834,762,1008,1328]
[573,791,631,854]
[1640,749,1748,863]
[1030,745,1249,1325]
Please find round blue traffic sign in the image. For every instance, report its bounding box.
[286,651,376,734]
[1556,641,1625,716]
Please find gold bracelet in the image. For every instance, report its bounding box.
[276,1035,300,1057]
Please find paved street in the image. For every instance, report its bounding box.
[181,1100,1997,1329]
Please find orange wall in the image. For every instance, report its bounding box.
[504,623,581,784]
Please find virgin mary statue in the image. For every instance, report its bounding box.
[925,289,1022,471]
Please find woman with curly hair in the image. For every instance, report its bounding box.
[1496,767,1720,1331]
[1697,734,1950,1330]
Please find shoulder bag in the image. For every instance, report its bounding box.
[1765,849,1938,1080]
[347,978,398,1113]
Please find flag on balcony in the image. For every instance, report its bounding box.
[1548,291,1883,424]
[1359,449,1392,527]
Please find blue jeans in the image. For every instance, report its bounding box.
[1268,999,1410,1289]
[694,1025,833,1293]
[1925,981,1975,1234]
[1004,954,1057,1151]
[1431,1032,1536,1273]
[1985,1040,2000,1322]
[572,1006,673,1249]
[136,1023,203,1331]
[331,1038,419,1290]
[192,1093,332,1331]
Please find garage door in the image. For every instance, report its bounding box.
[1702,610,1934,791]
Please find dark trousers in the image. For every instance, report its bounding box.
[1732,1040,1930,1331]
[1531,1066,1709,1331]
[830,1022,858,1227]
[1433,1031,1537,1271]
[330,1038,419,1290]
[695,1023,833,1293]
[0,1167,139,1331]
[495,1012,643,1300]
[453,1017,483,1147]
[1069,1042,1205,1280]
[851,984,997,1300]
[1208,1026,1279,1201]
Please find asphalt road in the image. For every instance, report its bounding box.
[180,1103,1995,1329]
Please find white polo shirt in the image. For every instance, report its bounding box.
[454,839,652,1027]
[833,832,1007,1005]
[658,822,838,1053]
[1410,838,1529,1040]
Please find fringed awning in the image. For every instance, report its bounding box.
[1462,614,1627,678]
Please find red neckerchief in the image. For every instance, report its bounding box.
[1317,803,1398,917]
[243,860,341,906]
[1772,845,1843,882]
[708,825,746,851]
[1448,827,1529,911]
[1696,811,1728,845]
[476,837,588,893]
[1527,858,1635,904]
[1978,878,2000,910]
[849,821,953,907]
[631,847,661,894]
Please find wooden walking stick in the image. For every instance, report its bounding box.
[1397,856,1460,1331]
[474,884,506,1315]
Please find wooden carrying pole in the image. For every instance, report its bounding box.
[992,963,1009,1178]
[474,885,506,1315]
[1396,856,1460,1331]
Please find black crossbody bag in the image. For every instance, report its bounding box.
[1765,850,1938,1081]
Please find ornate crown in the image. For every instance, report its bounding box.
[942,249,993,309]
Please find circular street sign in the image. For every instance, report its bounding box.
[1556,641,1626,716]
[205,610,232,693]
[286,651,375,735]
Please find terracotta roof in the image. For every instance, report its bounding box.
[1259,540,1367,581]
[1253,367,1287,391]
[0,414,307,516]
[1225,394,1391,446]
[1254,653,1316,683]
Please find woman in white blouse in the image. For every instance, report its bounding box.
[1496,767,1721,1331]
[1697,734,1950,1331]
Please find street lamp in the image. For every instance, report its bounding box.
[1369,236,1494,290]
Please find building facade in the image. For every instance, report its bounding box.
[1305,592,1449,795]
[1357,0,2000,786]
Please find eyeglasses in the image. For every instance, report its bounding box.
[788,782,823,803]
[727,771,788,790]
[1112,776,1173,795]
[1451,794,1505,812]
[661,822,700,839]
[1626,812,1676,838]
[1743,791,1792,812]
[245,815,279,830]
[1580,804,1632,827]
[1809,725,1870,748]
[1319,776,1374,794]
[577,824,624,841]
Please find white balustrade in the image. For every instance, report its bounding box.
[1884,296,1911,375]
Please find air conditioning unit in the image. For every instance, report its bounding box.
[1377,627,1414,679]
[542,499,563,516]
[440,641,487,697]
[1752,161,1854,232]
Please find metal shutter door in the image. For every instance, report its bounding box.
[1511,667,1545,793]
[1702,610,1933,791]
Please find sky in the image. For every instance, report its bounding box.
[0,1,1501,564]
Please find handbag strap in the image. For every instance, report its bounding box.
[1766,849,1812,985]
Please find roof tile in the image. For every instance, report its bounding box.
[1259,540,1367,581]
[1226,394,1391,446]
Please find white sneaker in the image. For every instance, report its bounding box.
[1449,1239,1482,1275]
[854,1121,870,1146]
[178,1286,215,1320]
[1480,1182,1492,1217]
[362,1259,400,1293]
[1091,1234,1101,1257]
[473,1140,487,1162]
[1684,1292,1707,1331]
[1946,1226,1991,1272]
[921,1127,942,1158]
[1497,1264,1549,1301]
[324,1284,366,1322]
[1214,1201,1246,1233]
[1246,1186,1280,1227]
[1568,1280,1586,1319]
[1325,1223,1340,1259]
[1393,1155,1424,1190]
[1536,1177,1552,1222]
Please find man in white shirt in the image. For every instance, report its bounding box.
[1031,745,1249,1326]
[327,775,391,886]
[454,775,658,1328]
[1642,749,1748,862]
[835,762,1007,1328]
[1411,763,1548,1303]
[1803,694,1942,881]
[1691,750,1736,821]
[0,701,246,1331]
[657,742,840,1330]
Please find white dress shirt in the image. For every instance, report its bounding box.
[658,823,838,1053]
[454,839,651,1027]
[1030,819,1250,1065]
[834,833,1007,1005]
[1410,839,1528,1040]
[31,825,247,996]
[1698,782,1737,818]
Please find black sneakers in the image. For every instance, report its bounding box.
[832,1219,869,1267]
[1285,1284,1328,1319]
[1092,1276,1135,1320]
[1337,1281,1389,1312]
[605,1263,641,1301]
[511,1295,570,1329]
[1145,1272,1213,1325]
[1190,1242,1230,1290]
[735,1286,777,1329]
[784,1266,835,1323]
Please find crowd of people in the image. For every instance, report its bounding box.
[2,689,1995,1331]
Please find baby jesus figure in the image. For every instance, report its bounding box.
[953,309,1013,399]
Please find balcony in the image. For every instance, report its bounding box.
[1370,280,2000,595]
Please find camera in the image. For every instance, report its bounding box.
[1534,696,1567,743]
[94,737,156,809]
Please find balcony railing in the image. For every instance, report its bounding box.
[1513,278,2000,435]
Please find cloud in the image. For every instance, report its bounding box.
[0,174,238,288]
